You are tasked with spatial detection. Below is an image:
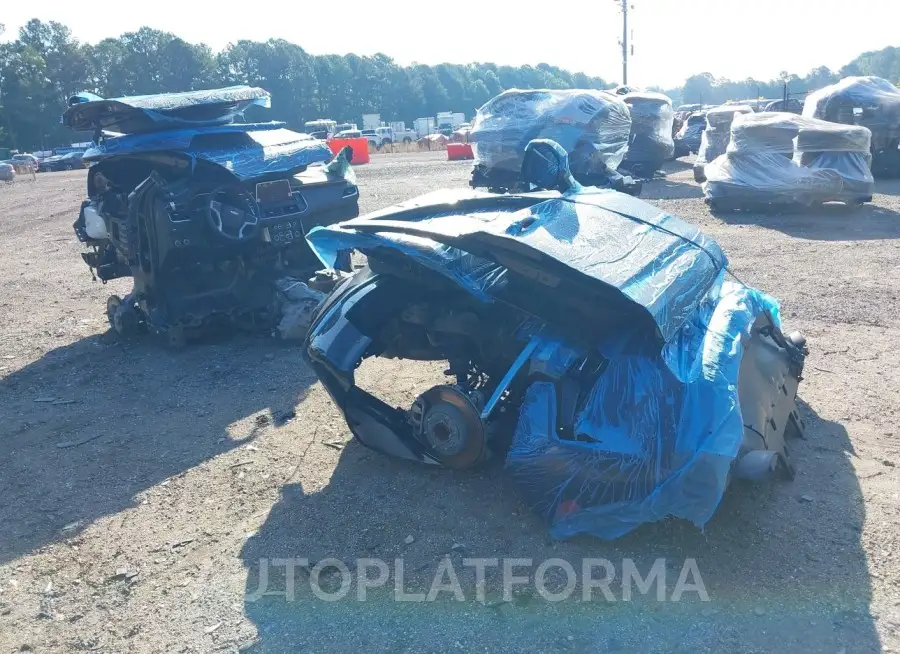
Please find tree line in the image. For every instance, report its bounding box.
[1,18,899,151]
[0,20,610,150]
[666,49,900,107]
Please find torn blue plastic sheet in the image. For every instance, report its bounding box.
[505,276,782,540]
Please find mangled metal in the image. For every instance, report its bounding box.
[303,141,808,540]
[66,86,359,344]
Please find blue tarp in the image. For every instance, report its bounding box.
[82,122,333,179]
[307,188,726,342]
[306,188,783,539]
[506,276,781,540]
[63,86,271,133]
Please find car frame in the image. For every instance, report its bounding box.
[302,140,808,540]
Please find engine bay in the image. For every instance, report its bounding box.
[74,154,358,344]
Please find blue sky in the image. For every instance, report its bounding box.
[2,0,897,88]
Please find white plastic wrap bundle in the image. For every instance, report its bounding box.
[795,119,873,201]
[693,105,753,183]
[620,91,676,171]
[696,105,753,165]
[803,76,900,151]
[703,112,874,208]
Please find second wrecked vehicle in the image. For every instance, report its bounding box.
[304,141,809,540]
[804,75,900,178]
[468,89,641,195]
[66,86,359,344]
[619,91,676,177]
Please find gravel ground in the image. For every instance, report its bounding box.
[1,152,899,653]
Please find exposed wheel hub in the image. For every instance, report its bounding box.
[410,385,486,468]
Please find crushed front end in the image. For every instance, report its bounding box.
[66,87,359,344]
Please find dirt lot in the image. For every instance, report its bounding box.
[1,152,899,653]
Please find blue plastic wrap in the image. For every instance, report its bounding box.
[63,86,271,133]
[470,89,632,179]
[82,122,334,180]
[306,188,726,342]
[505,276,783,540]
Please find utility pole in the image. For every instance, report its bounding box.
[616,0,630,85]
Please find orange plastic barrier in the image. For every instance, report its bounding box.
[328,138,370,164]
[447,143,474,161]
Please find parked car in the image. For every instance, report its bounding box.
[51,151,87,171]
[303,140,808,541]
[764,98,803,114]
[65,86,359,345]
[334,129,362,139]
[0,162,15,182]
[12,153,39,170]
[38,156,60,173]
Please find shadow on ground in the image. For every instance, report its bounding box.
[640,178,704,200]
[662,158,695,174]
[241,400,878,652]
[871,177,900,195]
[712,201,900,241]
[0,331,315,565]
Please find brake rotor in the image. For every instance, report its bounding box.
[412,385,486,469]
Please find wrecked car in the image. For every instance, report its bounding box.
[619,91,676,177]
[804,76,900,178]
[65,86,359,345]
[304,140,808,540]
[469,89,641,196]
[703,112,874,211]
[693,104,753,183]
[674,111,707,157]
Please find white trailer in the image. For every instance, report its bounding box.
[436,111,454,131]
[414,117,436,137]
[362,113,381,131]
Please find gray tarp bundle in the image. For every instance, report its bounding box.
[703,112,874,208]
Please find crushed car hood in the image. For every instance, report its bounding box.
[81,122,333,180]
[307,188,726,342]
[63,86,272,134]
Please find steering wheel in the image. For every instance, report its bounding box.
[206,185,260,242]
